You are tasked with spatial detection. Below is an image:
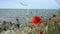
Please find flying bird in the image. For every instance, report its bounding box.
[20,2,28,6]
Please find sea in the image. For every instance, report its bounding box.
[0,9,59,24]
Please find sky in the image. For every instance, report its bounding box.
[0,0,60,9]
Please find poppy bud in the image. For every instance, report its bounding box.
[58,18,60,22]
[49,18,51,20]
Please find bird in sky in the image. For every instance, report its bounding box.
[20,2,28,6]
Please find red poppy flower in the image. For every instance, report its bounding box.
[51,14,56,18]
[39,31,43,34]
[32,15,42,25]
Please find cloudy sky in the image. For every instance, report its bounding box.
[0,0,60,9]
